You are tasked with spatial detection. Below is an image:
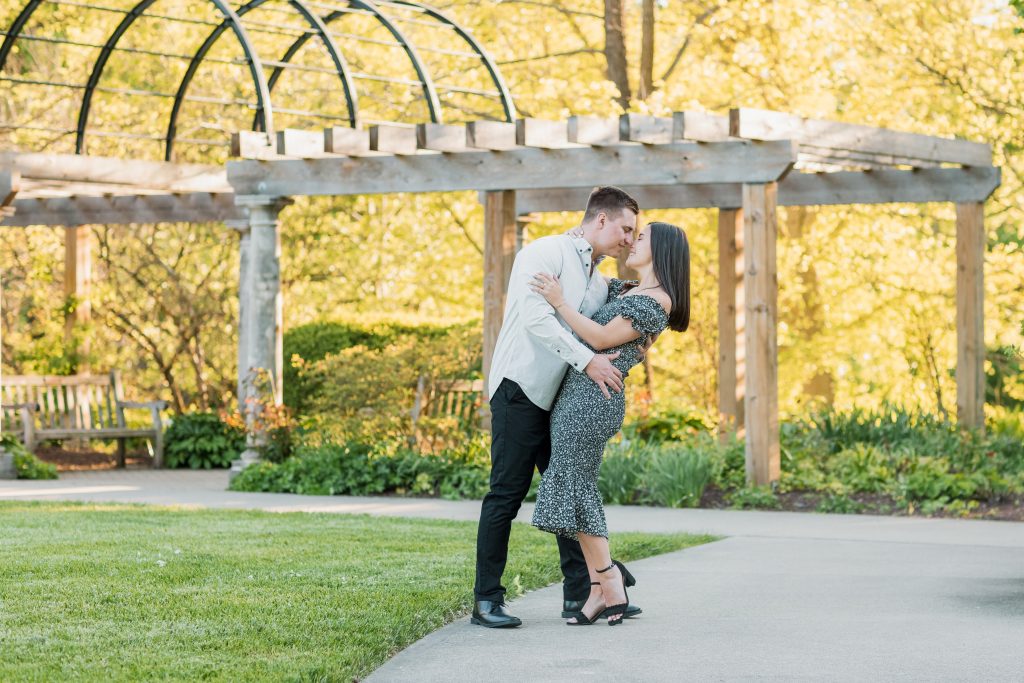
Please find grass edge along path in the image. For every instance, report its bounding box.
[0,502,715,682]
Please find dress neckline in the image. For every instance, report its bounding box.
[614,290,670,318]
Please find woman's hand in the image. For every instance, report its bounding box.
[530,272,566,308]
[564,226,584,238]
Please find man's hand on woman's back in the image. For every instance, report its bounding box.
[584,352,624,399]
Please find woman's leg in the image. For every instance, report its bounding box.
[577,532,628,624]
[565,536,604,624]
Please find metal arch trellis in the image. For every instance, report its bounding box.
[164,0,361,161]
[74,0,275,156]
[260,0,515,129]
[348,0,440,123]
[0,0,517,158]
[389,0,515,122]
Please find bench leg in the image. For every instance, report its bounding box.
[151,408,164,469]
[153,434,164,469]
[116,438,126,468]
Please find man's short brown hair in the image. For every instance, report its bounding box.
[583,186,640,222]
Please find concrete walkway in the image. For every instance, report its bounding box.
[5,470,1024,681]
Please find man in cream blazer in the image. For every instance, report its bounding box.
[472,186,643,628]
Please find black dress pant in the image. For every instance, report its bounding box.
[474,378,590,602]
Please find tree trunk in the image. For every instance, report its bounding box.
[639,0,655,101]
[604,0,631,110]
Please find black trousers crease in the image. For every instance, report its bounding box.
[474,378,590,603]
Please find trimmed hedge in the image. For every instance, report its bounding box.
[282,320,479,412]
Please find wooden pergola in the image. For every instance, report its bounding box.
[0,107,1000,483]
[222,109,999,483]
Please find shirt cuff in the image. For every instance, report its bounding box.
[568,347,595,373]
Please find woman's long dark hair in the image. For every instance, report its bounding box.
[648,222,690,332]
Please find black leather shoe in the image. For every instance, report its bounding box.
[471,600,522,628]
[561,599,642,620]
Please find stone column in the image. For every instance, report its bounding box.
[230,196,291,474]
[0,198,16,478]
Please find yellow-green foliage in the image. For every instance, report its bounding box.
[1,1,1023,420]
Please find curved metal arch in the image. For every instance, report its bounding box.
[0,0,46,72]
[77,0,274,157]
[258,0,359,132]
[349,0,442,123]
[164,0,284,160]
[391,0,516,122]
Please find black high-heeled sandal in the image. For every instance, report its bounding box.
[566,582,604,626]
[597,560,635,626]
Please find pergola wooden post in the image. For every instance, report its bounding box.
[741,183,780,485]
[482,190,516,392]
[956,202,985,430]
[717,208,744,441]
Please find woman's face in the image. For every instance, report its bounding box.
[624,225,652,269]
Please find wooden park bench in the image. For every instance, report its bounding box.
[1,371,167,467]
[410,376,486,448]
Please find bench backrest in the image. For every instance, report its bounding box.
[412,377,485,424]
[1,372,125,431]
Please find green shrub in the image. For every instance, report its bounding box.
[806,404,960,454]
[988,407,1024,441]
[296,325,482,445]
[709,434,747,491]
[164,412,246,469]
[727,485,781,510]
[598,441,652,505]
[228,436,491,500]
[642,443,714,508]
[826,443,893,493]
[1,435,57,480]
[897,456,986,502]
[622,407,713,443]
[816,495,863,514]
[283,320,479,413]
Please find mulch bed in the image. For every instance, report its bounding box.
[700,484,1024,522]
[34,445,154,471]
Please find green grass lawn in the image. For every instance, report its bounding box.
[0,502,714,682]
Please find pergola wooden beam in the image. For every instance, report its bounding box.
[513,167,1001,213]
[227,140,799,196]
[0,169,18,218]
[0,151,230,193]
[1,192,245,227]
[230,110,991,176]
[731,108,992,167]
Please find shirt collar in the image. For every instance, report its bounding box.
[570,235,594,255]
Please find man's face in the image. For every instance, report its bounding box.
[596,208,637,257]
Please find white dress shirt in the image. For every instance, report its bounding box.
[488,234,609,410]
